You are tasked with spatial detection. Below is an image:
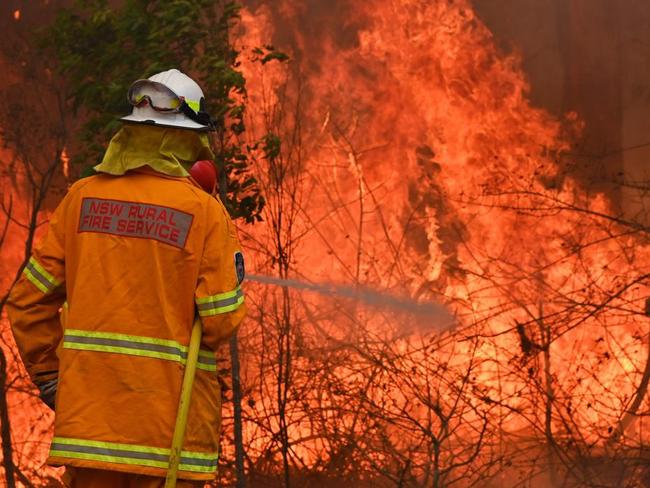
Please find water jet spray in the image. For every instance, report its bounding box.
[247,274,454,330]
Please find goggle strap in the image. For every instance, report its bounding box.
[180,101,215,130]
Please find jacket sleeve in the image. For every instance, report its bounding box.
[194,197,247,349]
[6,194,69,385]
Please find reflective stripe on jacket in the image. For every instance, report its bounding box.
[6,169,246,480]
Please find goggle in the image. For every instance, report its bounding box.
[127,79,215,129]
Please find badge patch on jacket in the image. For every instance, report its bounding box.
[78,198,193,249]
[235,252,245,284]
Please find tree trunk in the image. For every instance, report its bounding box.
[0,347,16,488]
[219,169,246,488]
[229,336,246,488]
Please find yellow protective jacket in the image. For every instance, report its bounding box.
[6,168,246,480]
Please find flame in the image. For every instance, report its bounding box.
[13,10,20,21]
[61,147,70,181]
[1,0,648,485]
[0,150,60,482]
[236,0,650,483]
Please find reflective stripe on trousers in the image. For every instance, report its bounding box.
[62,329,217,372]
[196,286,244,317]
[51,437,218,474]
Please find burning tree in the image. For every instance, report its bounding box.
[0,4,70,485]
[232,1,650,486]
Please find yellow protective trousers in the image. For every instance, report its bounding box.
[67,467,204,488]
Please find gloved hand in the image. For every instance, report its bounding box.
[37,378,57,410]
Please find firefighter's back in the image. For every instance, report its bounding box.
[49,169,222,479]
[65,169,207,341]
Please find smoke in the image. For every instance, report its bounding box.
[247,273,454,329]
[243,0,366,54]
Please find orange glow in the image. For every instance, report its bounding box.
[61,147,70,180]
[1,1,649,485]
[235,0,650,482]
[13,9,20,20]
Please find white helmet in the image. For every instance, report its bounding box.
[121,69,213,131]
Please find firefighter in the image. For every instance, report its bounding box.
[6,69,247,487]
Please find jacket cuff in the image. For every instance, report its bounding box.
[30,364,59,385]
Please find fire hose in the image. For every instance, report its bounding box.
[165,316,202,488]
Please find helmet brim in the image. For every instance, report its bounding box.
[120,113,210,131]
